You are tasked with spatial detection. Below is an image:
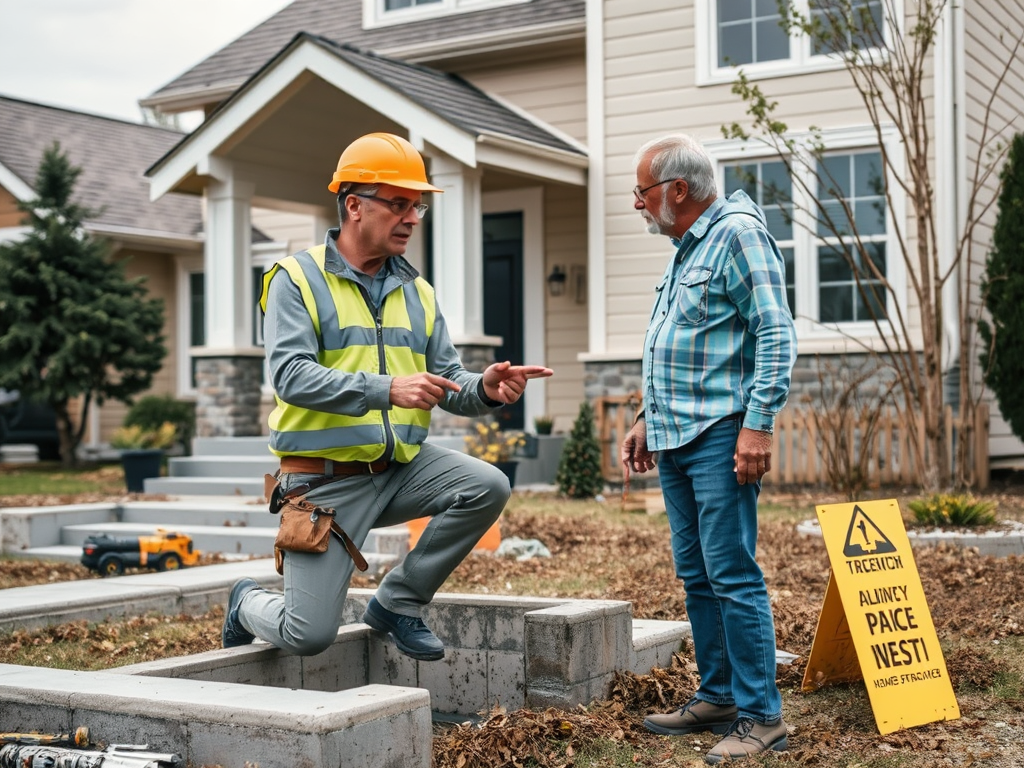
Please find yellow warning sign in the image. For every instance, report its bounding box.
[802,499,960,734]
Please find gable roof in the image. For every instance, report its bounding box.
[146,32,586,200]
[0,95,203,245]
[142,0,585,113]
[312,35,585,157]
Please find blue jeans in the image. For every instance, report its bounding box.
[658,416,782,722]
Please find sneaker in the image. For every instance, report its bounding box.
[643,697,739,736]
[222,578,260,648]
[361,596,444,661]
[704,716,788,764]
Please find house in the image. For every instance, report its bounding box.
[0,95,207,448]
[7,1,1023,472]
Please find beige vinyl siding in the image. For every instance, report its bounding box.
[542,184,589,432]
[601,0,927,354]
[460,54,587,144]
[0,186,23,228]
[964,1,1024,459]
[77,248,181,446]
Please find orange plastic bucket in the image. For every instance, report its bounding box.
[405,516,501,552]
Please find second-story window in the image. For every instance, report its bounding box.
[700,0,890,85]
[385,0,442,9]
[365,0,529,28]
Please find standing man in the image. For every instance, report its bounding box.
[222,132,551,662]
[621,134,796,764]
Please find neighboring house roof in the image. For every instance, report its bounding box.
[141,0,585,112]
[0,95,204,245]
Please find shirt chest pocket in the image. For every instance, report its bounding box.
[672,267,713,326]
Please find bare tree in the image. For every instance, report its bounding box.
[723,0,1022,490]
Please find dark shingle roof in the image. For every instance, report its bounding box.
[0,95,202,240]
[309,35,584,156]
[147,0,584,102]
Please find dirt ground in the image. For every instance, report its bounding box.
[2,482,1023,766]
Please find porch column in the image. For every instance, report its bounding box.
[430,155,484,339]
[195,161,263,437]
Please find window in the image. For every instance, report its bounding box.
[717,0,790,67]
[363,0,528,29]
[815,151,887,323]
[189,272,205,390]
[714,131,899,338]
[698,0,891,85]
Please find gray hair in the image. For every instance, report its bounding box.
[336,183,381,225]
[633,134,717,202]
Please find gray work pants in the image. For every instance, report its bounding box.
[238,441,510,655]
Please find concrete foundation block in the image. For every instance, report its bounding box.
[0,666,431,768]
[630,619,691,674]
[525,600,632,686]
[368,635,419,689]
[486,650,526,710]
[300,625,371,691]
[417,647,488,715]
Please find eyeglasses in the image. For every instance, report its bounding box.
[633,178,676,203]
[351,193,429,218]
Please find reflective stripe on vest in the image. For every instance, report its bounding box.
[260,245,436,463]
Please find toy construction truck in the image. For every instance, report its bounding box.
[81,530,200,576]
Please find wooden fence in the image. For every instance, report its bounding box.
[595,394,990,490]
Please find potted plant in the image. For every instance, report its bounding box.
[110,421,177,492]
[464,421,526,486]
[533,415,554,435]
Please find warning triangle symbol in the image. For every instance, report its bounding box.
[843,505,897,557]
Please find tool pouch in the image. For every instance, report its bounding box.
[264,473,368,576]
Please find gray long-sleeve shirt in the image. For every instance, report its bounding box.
[263,230,500,421]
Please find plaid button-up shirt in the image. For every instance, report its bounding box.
[641,190,797,452]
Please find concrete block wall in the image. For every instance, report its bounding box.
[116,589,688,717]
[0,665,432,768]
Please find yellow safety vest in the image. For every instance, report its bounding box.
[259,245,436,463]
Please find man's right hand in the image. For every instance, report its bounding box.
[621,419,656,474]
[390,373,461,411]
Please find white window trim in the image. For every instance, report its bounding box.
[362,0,530,29]
[695,0,903,87]
[174,253,204,398]
[704,124,906,346]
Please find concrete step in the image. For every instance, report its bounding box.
[59,520,409,560]
[168,455,279,478]
[120,500,274,529]
[61,521,277,555]
[192,436,272,457]
[144,476,266,496]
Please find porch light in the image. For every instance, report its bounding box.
[547,265,567,297]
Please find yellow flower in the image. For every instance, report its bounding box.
[464,421,526,463]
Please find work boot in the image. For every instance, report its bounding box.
[643,697,738,736]
[362,596,444,661]
[222,578,260,648]
[704,716,788,764]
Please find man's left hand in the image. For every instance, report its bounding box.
[482,361,553,405]
[734,427,772,485]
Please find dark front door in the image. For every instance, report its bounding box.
[483,212,524,430]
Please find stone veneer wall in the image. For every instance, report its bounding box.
[429,343,497,436]
[194,356,264,437]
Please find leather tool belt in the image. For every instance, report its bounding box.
[279,456,390,476]
[263,472,368,576]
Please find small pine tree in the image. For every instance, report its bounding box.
[0,143,166,466]
[979,133,1024,442]
[556,400,605,498]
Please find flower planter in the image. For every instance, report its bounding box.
[492,460,518,488]
[121,449,163,492]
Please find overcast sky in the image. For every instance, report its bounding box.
[0,0,291,126]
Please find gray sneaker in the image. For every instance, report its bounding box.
[643,697,739,736]
[704,716,788,763]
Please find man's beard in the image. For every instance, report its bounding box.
[642,208,673,236]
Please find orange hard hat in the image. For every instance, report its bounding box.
[328,132,443,194]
